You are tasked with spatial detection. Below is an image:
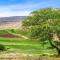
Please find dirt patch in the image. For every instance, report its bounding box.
[0,34,20,38]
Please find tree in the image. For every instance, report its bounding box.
[23,8,60,55]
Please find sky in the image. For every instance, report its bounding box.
[0,0,60,17]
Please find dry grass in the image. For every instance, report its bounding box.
[0,52,60,60]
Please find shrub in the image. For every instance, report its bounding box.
[0,44,6,51]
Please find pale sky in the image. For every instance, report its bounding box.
[0,0,60,17]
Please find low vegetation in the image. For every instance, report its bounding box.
[0,44,6,51]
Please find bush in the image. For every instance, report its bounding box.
[0,44,6,51]
[11,29,15,33]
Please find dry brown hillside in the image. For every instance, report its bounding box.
[0,21,22,30]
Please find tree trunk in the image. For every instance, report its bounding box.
[56,48,60,56]
[48,33,60,55]
[49,38,60,55]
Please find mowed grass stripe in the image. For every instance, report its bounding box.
[0,37,41,44]
[4,45,56,55]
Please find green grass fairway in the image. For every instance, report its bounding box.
[0,37,56,55]
[0,29,57,55]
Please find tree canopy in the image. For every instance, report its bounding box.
[22,8,60,55]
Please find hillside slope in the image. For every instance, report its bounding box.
[0,21,22,30]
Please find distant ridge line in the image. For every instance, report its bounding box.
[0,16,27,23]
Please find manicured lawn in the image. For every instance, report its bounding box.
[0,29,57,55]
[0,37,57,55]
